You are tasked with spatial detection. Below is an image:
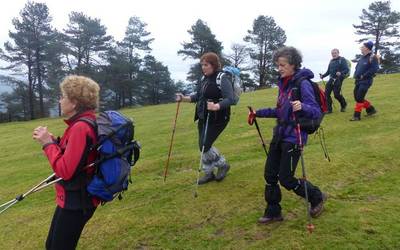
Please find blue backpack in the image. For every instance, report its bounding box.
[80,111,141,202]
[216,66,242,105]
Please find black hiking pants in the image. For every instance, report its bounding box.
[325,77,346,111]
[263,141,323,217]
[46,206,96,250]
[197,118,228,152]
[353,82,371,103]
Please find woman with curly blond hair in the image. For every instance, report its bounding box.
[33,75,100,250]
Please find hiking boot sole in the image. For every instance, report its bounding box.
[216,164,230,182]
[258,215,284,225]
[366,110,377,116]
[310,193,328,218]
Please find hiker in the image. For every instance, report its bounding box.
[248,46,327,224]
[176,52,235,184]
[319,48,349,113]
[32,75,100,250]
[350,41,379,121]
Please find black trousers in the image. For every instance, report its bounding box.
[263,142,322,217]
[325,77,347,111]
[353,83,371,103]
[46,206,96,250]
[197,118,228,152]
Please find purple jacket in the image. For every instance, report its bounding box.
[256,68,322,145]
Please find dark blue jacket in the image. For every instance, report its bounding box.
[354,52,379,86]
[256,68,322,145]
[322,56,349,79]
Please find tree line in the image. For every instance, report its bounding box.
[0,0,399,122]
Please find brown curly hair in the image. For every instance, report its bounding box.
[60,75,100,111]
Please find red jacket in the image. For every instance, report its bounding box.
[43,111,100,209]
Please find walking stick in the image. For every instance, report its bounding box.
[0,143,136,215]
[293,113,315,233]
[194,111,210,198]
[163,101,181,182]
[0,173,61,215]
[247,106,268,156]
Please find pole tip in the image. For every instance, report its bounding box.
[307,223,315,233]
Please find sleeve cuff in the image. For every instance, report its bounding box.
[42,142,57,150]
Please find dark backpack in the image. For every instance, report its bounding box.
[80,111,141,202]
[292,77,327,134]
[341,57,351,78]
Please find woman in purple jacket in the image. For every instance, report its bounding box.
[248,47,327,224]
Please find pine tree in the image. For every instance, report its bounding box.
[244,15,286,88]
[63,12,112,74]
[353,1,400,73]
[0,1,56,119]
[178,19,223,84]
[118,16,154,106]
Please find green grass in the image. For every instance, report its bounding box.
[0,74,399,249]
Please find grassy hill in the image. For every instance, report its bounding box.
[0,74,399,249]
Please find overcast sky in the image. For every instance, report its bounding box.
[1,0,399,87]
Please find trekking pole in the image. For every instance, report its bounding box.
[293,113,314,233]
[194,111,210,198]
[247,106,268,156]
[163,101,181,182]
[0,173,61,215]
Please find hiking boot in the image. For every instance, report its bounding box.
[366,106,377,116]
[257,215,284,224]
[340,101,347,112]
[198,172,215,185]
[310,193,328,218]
[215,163,230,181]
[350,111,361,121]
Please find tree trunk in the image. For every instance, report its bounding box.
[36,49,45,118]
[374,32,379,54]
[28,60,35,120]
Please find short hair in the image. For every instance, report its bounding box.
[60,75,100,111]
[273,46,303,70]
[200,52,222,71]
[331,48,339,53]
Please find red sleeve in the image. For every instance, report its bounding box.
[43,122,93,180]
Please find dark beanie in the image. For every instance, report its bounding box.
[364,41,373,50]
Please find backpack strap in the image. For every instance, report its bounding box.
[292,77,308,101]
[292,77,325,112]
[216,72,225,88]
[369,53,380,64]
[78,117,97,129]
[77,117,98,150]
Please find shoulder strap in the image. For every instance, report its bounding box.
[77,117,98,150]
[77,117,97,132]
[292,77,309,101]
[216,72,225,88]
[369,53,378,64]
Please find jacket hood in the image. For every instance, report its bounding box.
[293,68,314,81]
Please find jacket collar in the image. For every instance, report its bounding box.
[64,110,96,126]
